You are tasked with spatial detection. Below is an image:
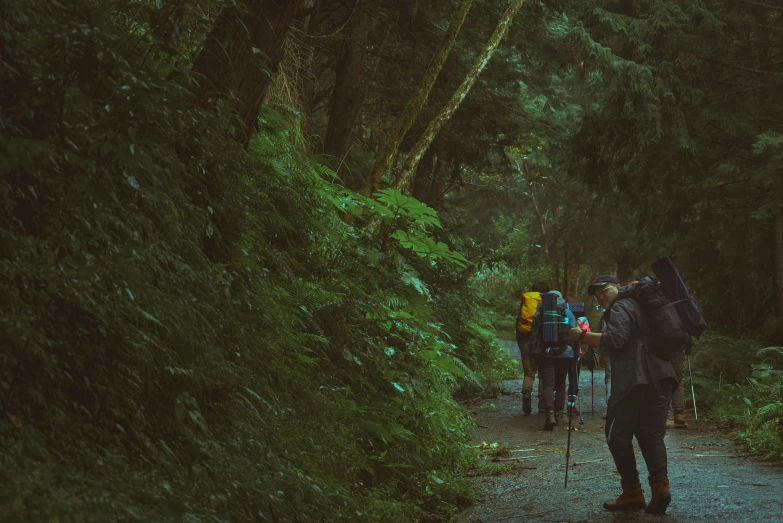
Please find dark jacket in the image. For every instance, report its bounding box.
[529,297,577,359]
[598,297,677,406]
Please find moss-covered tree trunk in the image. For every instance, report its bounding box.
[324,6,370,183]
[191,0,302,146]
[363,0,473,195]
[391,0,526,193]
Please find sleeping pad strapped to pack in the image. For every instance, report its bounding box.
[651,256,708,339]
[542,292,570,346]
[616,257,707,362]
[567,301,586,318]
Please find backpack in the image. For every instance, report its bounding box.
[616,272,704,361]
[651,256,708,339]
[517,292,541,334]
[539,292,572,355]
[568,301,586,317]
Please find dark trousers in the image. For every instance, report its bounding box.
[516,333,544,408]
[605,381,674,484]
[567,359,580,397]
[539,357,571,412]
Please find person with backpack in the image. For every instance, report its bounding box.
[670,355,688,428]
[626,275,687,428]
[529,290,577,430]
[568,274,678,514]
[516,282,549,414]
[597,314,611,419]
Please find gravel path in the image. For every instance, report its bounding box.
[458,340,783,522]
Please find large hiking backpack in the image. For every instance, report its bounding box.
[616,258,706,361]
[540,292,571,355]
[651,256,708,339]
[568,301,586,317]
[517,292,542,334]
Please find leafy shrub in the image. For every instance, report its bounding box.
[691,335,783,460]
[0,2,512,521]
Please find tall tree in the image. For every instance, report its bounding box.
[390,0,526,193]
[191,0,302,145]
[364,0,474,195]
[324,4,371,181]
[774,209,783,318]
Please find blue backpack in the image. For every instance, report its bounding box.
[540,293,573,356]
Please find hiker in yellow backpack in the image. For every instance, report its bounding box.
[516,282,550,415]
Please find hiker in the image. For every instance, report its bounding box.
[516,282,549,415]
[570,315,594,416]
[597,314,611,419]
[529,290,577,430]
[670,355,687,428]
[568,274,677,514]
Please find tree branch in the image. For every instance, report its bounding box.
[739,0,783,12]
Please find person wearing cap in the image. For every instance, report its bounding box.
[529,290,577,431]
[568,274,677,515]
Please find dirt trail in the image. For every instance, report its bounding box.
[458,340,783,522]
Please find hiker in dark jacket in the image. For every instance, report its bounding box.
[568,275,677,515]
[529,290,577,431]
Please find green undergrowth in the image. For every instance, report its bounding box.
[690,332,783,460]
[0,2,514,521]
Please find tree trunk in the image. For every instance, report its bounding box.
[424,157,449,206]
[522,163,553,284]
[191,0,302,146]
[773,209,783,318]
[363,0,473,195]
[412,151,435,202]
[616,249,636,285]
[324,6,370,183]
[573,264,582,300]
[564,256,573,300]
[299,0,321,143]
[390,0,526,192]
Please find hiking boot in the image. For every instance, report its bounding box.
[603,481,646,511]
[568,405,580,416]
[522,389,532,415]
[543,411,556,431]
[645,479,671,514]
[673,413,688,429]
[554,412,564,425]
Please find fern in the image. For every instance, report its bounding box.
[756,402,783,434]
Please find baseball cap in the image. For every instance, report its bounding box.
[588,274,621,296]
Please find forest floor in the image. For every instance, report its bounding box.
[458,340,783,522]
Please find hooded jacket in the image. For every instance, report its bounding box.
[598,296,677,406]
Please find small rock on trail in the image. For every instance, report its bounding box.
[458,340,783,522]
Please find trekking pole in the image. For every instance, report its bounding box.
[565,393,575,488]
[687,355,699,426]
[576,358,584,425]
[591,368,594,416]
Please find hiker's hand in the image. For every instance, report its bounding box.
[599,355,608,368]
[568,328,583,341]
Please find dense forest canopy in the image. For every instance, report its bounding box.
[2,0,783,521]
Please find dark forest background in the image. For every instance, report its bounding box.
[2,0,783,520]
